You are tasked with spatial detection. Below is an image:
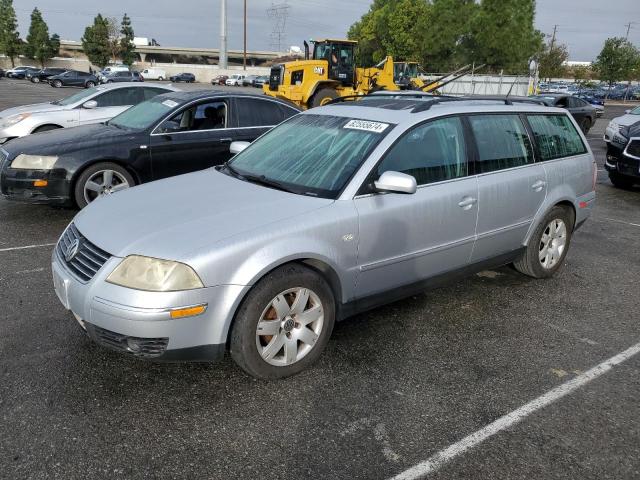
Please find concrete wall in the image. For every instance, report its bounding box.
[0,56,270,83]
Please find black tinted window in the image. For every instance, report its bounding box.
[95,87,143,107]
[527,114,587,161]
[469,115,534,173]
[143,87,169,100]
[236,98,294,127]
[378,117,468,185]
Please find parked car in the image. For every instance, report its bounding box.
[29,68,68,83]
[575,94,604,117]
[0,83,179,144]
[49,70,100,89]
[46,96,595,378]
[6,66,39,79]
[97,65,130,81]
[604,119,640,188]
[211,75,228,85]
[170,72,196,83]
[226,74,245,86]
[604,105,640,143]
[242,75,259,87]
[141,68,166,81]
[1,91,299,207]
[530,94,596,133]
[0,68,5,78]
[101,71,144,84]
[253,75,269,88]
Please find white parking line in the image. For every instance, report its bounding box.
[599,217,640,228]
[390,341,640,480]
[0,243,56,253]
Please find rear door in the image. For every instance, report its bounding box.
[354,116,478,298]
[468,114,547,262]
[78,87,144,124]
[149,98,232,179]
[231,97,299,143]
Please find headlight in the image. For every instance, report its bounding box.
[0,113,31,128]
[106,255,204,292]
[10,154,58,170]
[608,121,619,131]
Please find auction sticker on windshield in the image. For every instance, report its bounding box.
[344,119,389,133]
[162,99,179,108]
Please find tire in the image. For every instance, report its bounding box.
[579,117,591,134]
[513,205,574,279]
[230,263,336,379]
[85,81,95,88]
[73,162,135,209]
[609,172,635,189]
[52,80,62,88]
[311,88,338,108]
[32,77,40,83]
[158,76,164,81]
[106,80,113,84]
[33,125,61,134]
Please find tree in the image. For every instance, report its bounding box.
[81,14,111,69]
[119,14,135,67]
[24,8,58,67]
[471,0,544,73]
[593,37,640,90]
[0,0,22,67]
[538,42,568,81]
[49,33,60,57]
[104,16,121,62]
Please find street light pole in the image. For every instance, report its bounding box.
[244,0,247,70]
[220,0,228,70]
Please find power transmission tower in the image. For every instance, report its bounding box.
[267,1,290,53]
[624,22,635,40]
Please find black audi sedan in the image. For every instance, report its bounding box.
[0,91,300,208]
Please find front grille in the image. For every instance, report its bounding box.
[625,139,640,160]
[85,322,169,358]
[56,223,111,283]
[269,65,283,91]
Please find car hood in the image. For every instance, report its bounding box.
[74,169,334,261]
[0,102,65,119]
[612,113,640,127]
[3,123,138,156]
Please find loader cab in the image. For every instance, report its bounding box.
[312,39,356,86]
[394,62,420,88]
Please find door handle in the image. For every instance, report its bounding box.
[458,196,477,210]
[531,180,546,192]
[220,137,233,143]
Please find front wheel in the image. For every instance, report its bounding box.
[230,264,335,379]
[85,81,95,88]
[73,162,135,208]
[579,117,592,134]
[311,88,338,108]
[52,80,62,88]
[158,76,164,81]
[513,206,574,279]
[32,77,40,83]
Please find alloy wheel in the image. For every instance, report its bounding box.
[83,169,131,204]
[255,287,324,367]
[539,218,567,269]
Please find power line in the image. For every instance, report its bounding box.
[624,22,635,40]
[267,1,290,53]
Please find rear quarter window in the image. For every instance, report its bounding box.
[527,114,587,161]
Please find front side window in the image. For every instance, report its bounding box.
[527,114,587,161]
[229,114,392,198]
[158,101,227,133]
[469,114,534,173]
[377,117,467,185]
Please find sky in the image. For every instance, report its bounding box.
[13,0,640,62]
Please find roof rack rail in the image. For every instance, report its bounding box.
[325,94,365,105]
[411,97,464,113]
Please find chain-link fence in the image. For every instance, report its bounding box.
[422,73,533,97]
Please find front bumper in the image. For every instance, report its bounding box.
[604,148,640,179]
[0,166,72,204]
[51,245,246,362]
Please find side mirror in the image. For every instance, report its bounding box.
[374,171,417,195]
[82,100,98,109]
[230,141,250,155]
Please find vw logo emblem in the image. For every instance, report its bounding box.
[64,239,81,262]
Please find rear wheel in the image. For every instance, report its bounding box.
[32,77,40,83]
[579,117,592,134]
[609,172,636,189]
[85,81,95,88]
[513,206,574,279]
[52,80,62,88]
[73,162,135,208]
[158,76,164,81]
[230,264,335,379]
[311,88,338,108]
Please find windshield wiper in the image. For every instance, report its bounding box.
[221,163,296,194]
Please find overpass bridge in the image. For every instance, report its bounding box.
[60,40,285,66]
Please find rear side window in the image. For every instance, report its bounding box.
[236,98,295,127]
[527,114,587,161]
[143,87,170,100]
[95,87,143,107]
[468,115,534,173]
[378,117,468,185]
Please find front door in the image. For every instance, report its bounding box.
[354,116,478,298]
[466,114,547,262]
[150,99,233,180]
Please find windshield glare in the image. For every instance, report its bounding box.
[229,114,392,198]
[52,88,97,106]
[109,97,177,130]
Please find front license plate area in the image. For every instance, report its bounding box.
[53,268,70,310]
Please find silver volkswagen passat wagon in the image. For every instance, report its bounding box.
[52,95,596,379]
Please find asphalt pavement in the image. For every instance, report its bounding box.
[1,79,639,480]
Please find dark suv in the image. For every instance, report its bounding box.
[29,68,67,83]
[605,120,640,188]
[102,71,144,84]
[49,70,99,88]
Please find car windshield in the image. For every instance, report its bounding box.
[108,96,178,130]
[630,106,640,115]
[228,114,393,198]
[51,88,97,106]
